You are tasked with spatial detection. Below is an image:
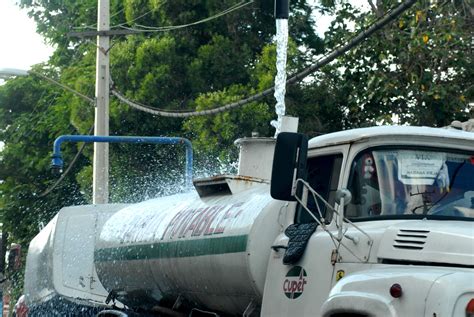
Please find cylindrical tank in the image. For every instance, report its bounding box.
[94,181,284,315]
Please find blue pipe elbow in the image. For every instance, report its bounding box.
[51,154,64,174]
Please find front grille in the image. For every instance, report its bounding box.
[393,229,429,250]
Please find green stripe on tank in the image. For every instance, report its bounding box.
[94,234,248,262]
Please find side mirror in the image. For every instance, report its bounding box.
[271,132,308,201]
[336,189,352,206]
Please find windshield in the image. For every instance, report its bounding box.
[346,148,474,220]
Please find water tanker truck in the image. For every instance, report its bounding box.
[21,124,474,316]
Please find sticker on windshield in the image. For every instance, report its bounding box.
[398,151,446,185]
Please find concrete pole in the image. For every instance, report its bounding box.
[93,0,110,204]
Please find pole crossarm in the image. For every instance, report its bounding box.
[51,135,194,190]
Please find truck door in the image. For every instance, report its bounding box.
[262,149,347,316]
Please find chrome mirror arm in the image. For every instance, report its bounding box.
[294,179,373,263]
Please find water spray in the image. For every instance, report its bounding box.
[271,0,290,136]
[51,135,194,189]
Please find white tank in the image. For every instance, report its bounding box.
[94,176,284,314]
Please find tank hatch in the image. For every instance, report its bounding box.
[193,175,268,198]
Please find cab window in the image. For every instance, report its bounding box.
[295,154,343,223]
[346,148,474,220]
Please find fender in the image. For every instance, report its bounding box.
[320,266,472,317]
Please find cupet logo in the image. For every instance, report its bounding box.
[283,266,307,299]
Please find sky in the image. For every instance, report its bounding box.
[0,0,54,71]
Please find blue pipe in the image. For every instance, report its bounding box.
[52,135,193,188]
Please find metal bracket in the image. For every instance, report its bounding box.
[243,299,257,317]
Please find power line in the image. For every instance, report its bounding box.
[111,1,163,29]
[112,0,417,118]
[72,7,126,30]
[123,1,253,32]
[30,70,95,104]
[68,1,253,38]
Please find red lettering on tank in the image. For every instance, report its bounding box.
[203,207,225,235]
[170,208,194,239]
[283,279,306,294]
[162,203,247,240]
[214,204,244,234]
[177,208,200,238]
[160,208,188,240]
[193,206,219,236]
[214,207,232,234]
[185,207,210,236]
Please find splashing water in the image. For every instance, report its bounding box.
[270,19,289,137]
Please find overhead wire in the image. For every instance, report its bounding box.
[111,2,162,29]
[118,1,253,33]
[72,6,126,30]
[70,0,250,33]
[29,70,95,104]
[111,0,417,118]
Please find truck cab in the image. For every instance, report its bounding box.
[262,126,474,317]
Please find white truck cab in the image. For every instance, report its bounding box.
[263,126,474,317]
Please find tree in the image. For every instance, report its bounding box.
[1,0,322,250]
[318,0,473,127]
[16,0,322,197]
[0,68,88,246]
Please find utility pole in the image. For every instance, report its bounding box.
[93,0,110,204]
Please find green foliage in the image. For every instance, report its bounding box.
[2,0,472,303]
[320,0,472,127]
[189,35,253,93]
[184,84,273,159]
[0,71,87,245]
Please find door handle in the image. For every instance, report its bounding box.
[271,245,288,251]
